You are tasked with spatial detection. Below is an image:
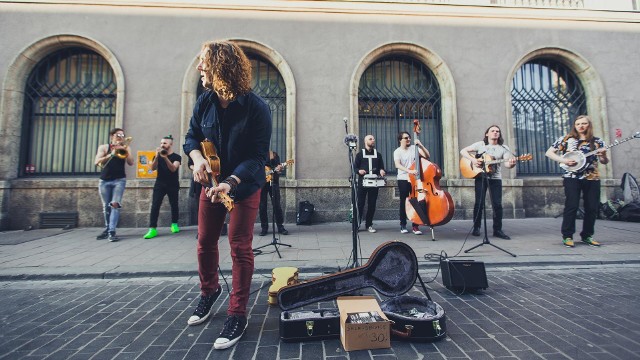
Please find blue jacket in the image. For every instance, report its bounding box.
[184,90,271,200]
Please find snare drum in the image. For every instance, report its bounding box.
[362,174,386,188]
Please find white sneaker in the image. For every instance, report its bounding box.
[367,226,377,233]
[412,226,423,235]
[400,227,409,234]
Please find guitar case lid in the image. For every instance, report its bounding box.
[277,241,419,311]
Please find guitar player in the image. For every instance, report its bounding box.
[259,150,289,236]
[460,125,516,240]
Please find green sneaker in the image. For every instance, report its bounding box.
[171,223,180,234]
[143,228,158,239]
[581,236,601,247]
[562,237,575,248]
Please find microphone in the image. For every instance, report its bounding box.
[344,134,358,149]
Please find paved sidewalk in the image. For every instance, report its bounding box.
[1,218,640,360]
[0,218,639,279]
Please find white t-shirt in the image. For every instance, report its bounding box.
[467,141,512,179]
[394,145,417,181]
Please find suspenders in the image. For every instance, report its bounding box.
[362,149,378,175]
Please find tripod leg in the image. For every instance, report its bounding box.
[430,226,436,241]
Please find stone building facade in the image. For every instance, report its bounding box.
[1,0,639,230]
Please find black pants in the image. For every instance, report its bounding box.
[562,178,600,239]
[473,177,503,232]
[357,184,379,228]
[149,182,179,227]
[259,182,284,230]
[398,180,418,228]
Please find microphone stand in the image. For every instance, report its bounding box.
[344,119,360,268]
[464,159,516,257]
[347,144,360,268]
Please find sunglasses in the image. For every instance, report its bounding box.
[402,136,411,140]
[115,133,125,138]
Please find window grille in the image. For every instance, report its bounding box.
[250,56,287,161]
[21,48,117,176]
[196,55,287,161]
[358,55,443,175]
[511,59,586,175]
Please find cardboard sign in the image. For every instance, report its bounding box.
[136,151,157,179]
[337,296,390,351]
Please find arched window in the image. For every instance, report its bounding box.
[20,48,117,176]
[195,55,287,160]
[358,55,443,175]
[511,59,586,175]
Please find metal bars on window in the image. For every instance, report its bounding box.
[250,56,287,162]
[358,55,443,175]
[511,59,586,175]
[21,48,117,176]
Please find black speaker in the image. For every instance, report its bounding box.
[440,259,488,292]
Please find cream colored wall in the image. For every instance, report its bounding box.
[1,2,639,228]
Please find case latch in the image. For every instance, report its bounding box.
[306,320,314,336]
[433,320,441,336]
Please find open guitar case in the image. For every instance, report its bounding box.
[278,241,447,343]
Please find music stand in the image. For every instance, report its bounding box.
[253,177,291,258]
[464,167,517,257]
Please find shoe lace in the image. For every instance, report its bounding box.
[195,295,213,316]
[220,316,241,338]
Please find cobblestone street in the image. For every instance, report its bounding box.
[1,265,639,360]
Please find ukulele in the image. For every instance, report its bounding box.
[268,267,299,306]
[460,153,533,179]
[200,139,234,212]
[265,159,294,183]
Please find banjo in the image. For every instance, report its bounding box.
[560,132,640,173]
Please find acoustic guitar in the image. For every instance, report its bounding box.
[268,267,299,306]
[560,132,639,173]
[265,159,294,183]
[460,153,532,179]
[278,241,418,311]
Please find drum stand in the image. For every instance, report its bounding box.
[464,170,517,257]
[253,179,291,258]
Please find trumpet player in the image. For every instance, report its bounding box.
[94,128,134,242]
[143,135,182,239]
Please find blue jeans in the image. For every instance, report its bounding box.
[99,178,126,233]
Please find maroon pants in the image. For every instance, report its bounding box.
[197,189,260,316]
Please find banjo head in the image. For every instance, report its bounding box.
[560,151,587,172]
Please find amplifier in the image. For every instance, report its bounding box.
[440,259,488,292]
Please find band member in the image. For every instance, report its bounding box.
[394,131,430,235]
[259,150,289,236]
[460,125,516,239]
[354,135,386,233]
[143,135,182,239]
[94,128,134,242]
[183,40,271,350]
[545,115,608,248]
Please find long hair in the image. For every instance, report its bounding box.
[568,115,594,141]
[200,40,252,101]
[482,125,504,145]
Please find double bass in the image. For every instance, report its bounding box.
[405,119,455,227]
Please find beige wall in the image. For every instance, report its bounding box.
[1,2,639,229]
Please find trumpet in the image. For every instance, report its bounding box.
[99,136,133,168]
